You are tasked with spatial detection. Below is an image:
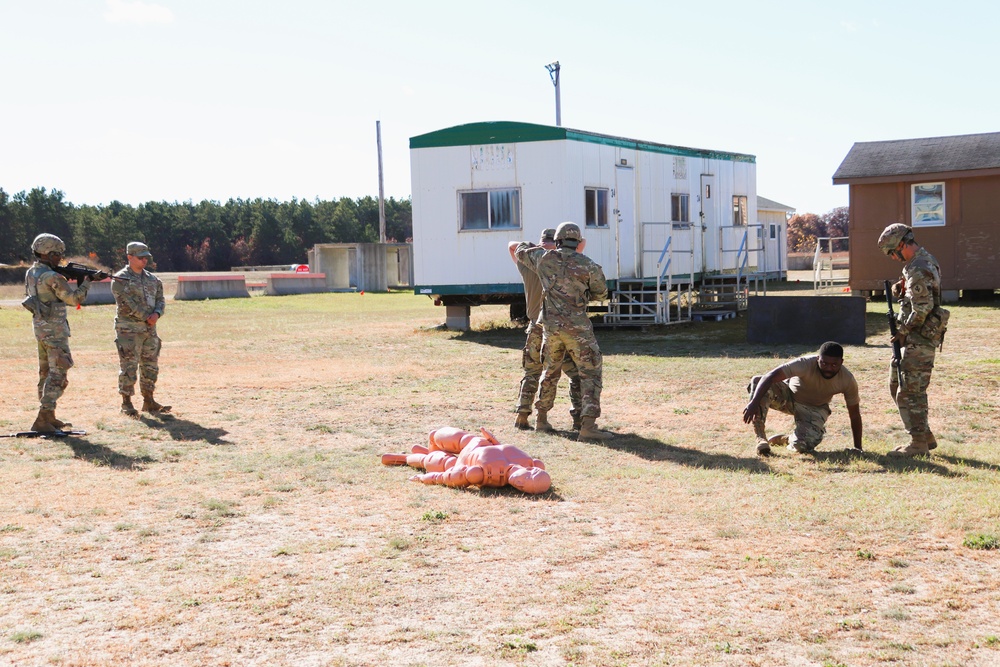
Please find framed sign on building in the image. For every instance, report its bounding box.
[911,182,945,227]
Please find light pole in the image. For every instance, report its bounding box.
[545,61,561,126]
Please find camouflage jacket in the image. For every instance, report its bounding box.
[112,266,165,331]
[897,247,941,337]
[23,262,90,341]
[515,244,608,332]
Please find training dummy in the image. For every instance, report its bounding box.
[382,427,551,494]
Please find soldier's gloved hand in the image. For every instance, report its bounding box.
[93,271,109,281]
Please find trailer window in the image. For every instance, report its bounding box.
[585,188,608,227]
[460,189,520,230]
[732,195,748,226]
[671,194,689,223]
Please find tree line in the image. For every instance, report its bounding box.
[786,206,849,252]
[0,187,412,272]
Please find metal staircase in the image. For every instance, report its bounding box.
[605,222,695,326]
[603,222,767,325]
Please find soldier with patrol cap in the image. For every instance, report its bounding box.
[515,222,611,441]
[112,241,170,416]
[508,229,582,431]
[22,233,100,432]
[877,223,947,457]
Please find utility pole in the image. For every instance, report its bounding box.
[376,120,386,242]
[545,61,561,126]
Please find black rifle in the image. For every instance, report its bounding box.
[53,262,127,284]
[884,279,904,389]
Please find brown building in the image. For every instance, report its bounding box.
[833,131,1000,300]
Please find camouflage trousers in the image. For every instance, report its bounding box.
[36,337,73,410]
[889,337,936,442]
[116,327,162,396]
[536,327,602,418]
[518,321,581,418]
[747,375,831,451]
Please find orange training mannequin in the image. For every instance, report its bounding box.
[382,427,551,494]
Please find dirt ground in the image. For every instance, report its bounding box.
[1,285,999,666]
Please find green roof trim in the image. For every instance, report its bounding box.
[409,121,755,163]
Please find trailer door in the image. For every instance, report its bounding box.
[699,174,716,274]
[615,165,636,279]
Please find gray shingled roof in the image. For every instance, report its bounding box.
[833,131,1000,181]
[757,196,794,211]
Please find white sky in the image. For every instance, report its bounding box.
[2,0,996,215]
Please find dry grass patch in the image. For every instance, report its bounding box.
[1,287,999,665]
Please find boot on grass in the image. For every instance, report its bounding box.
[578,416,611,442]
[121,395,139,417]
[30,409,57,433]
[887,436,931,458]
[48,412,72,430]
[514,412,531,430]
[534,410,554,432]
[141,392,171,414]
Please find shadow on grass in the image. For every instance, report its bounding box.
[452,328,523,351]
[787,447,996,477]
[590,431,773,473]
[66,436,155,470]
[453,317,895,360]
[139,414,230,445]
[475,485,565,502]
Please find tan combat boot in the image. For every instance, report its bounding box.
[31,409,57,433]
[48,412,72,430]
[141,392,171,414]
[534,410,554,432]
[121,395,139,417]
[578,416,611,442]
[514,412,531,430]
[887,435,931,458]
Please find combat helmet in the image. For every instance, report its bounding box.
[554,222,582,248]
[31,233,66,256]
[877,223,913,255]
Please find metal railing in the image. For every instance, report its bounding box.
[813,236,850,293]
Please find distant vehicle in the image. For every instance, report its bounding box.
[291,264,310,273]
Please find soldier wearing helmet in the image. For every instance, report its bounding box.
[112,241,170,416]
[514,221,612,441]
[22,233,94,432]
[878,223,946,457]
[508,229,582,431]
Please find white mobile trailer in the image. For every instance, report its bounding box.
[409,121,758,325]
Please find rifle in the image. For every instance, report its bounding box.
[884,279,904,389]
[53,262,127,284]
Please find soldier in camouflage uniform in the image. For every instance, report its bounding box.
[22,233,98,432]
[878,223,947,457]
[508,228,582,431]
[515,222,611,441]
[112,242,171,416]
[743,341,864,455]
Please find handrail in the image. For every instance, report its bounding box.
[813,236,850,293]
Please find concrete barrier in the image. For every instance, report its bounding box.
[83,278,116,305]
[265,273,327,296]
[174,275,250,300]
